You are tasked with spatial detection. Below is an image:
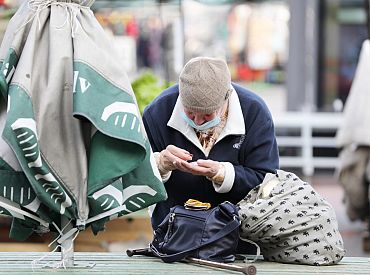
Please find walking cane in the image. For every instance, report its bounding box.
[126,248,257,275]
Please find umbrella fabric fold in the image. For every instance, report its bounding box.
[0,0,166,240]
[336,39,370,147]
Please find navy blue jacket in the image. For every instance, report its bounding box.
[143,83,279,229]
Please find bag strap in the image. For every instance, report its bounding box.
[150,214,240,263]
[238,236,261,263]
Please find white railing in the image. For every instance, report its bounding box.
[273,112,343,177]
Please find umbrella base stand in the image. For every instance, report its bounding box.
[60,216,75,268]
[42,262,96,269]
[32,217,95,270]
[58,217,95,269]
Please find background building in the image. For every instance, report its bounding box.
[88,0,369,114]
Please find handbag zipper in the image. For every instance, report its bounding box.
[172,212,207,221]
[163,213,176,244]
[169,212,175,223]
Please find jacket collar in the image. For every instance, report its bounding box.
[167,87,245,156]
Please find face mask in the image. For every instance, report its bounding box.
[181,112,221,131]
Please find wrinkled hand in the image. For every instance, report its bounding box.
[157,145,193,174]
[173,159,222,179]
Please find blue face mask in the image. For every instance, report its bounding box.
[181,112,221,131]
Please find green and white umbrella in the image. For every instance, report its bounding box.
[0,0,167,241]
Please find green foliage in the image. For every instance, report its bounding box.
[131,71,173,114]
[0,9,16,20]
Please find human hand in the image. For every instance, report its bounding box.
[157,145,193,174]
[173,159,223,182]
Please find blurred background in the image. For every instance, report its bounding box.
[0,0,369,258]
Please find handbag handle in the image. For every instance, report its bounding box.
[150,213,240,263]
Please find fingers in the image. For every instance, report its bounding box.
[196,159,221,178]
[158,145,193,172]
[173,160,204,174]
[196,159,218,168]
[166,145,193,161]
[174,159,220,178]
[159,146,221,178]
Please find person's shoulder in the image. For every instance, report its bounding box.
[144,84,179,115]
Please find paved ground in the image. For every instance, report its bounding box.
[304,171,370,257]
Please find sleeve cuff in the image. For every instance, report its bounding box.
[153,152,172,182]
[161,170,172,183]
[213,162,235,193]
[148,204,156,217]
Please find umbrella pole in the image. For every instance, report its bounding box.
[60,216,74,267]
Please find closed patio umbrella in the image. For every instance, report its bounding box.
[0,0,167,242]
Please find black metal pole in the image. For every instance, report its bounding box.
[365,0,370,40]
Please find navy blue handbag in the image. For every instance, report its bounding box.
[150,201,241,263]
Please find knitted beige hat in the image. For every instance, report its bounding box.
[179,57,231,113]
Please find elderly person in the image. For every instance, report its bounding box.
[143,57,279,232]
